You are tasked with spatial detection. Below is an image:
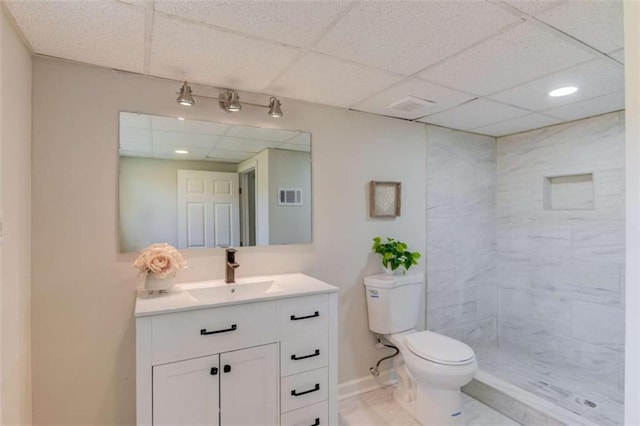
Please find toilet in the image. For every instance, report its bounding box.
[364,273,477,426]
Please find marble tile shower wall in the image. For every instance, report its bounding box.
[426,125,498,345]
[496,111,625,390]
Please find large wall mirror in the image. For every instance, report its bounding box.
[118,112,312,252]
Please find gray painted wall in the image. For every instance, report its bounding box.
[32,56,426,424]
[268,149,312,245]
[119,157,236,252]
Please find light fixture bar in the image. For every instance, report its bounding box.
[176,81,283,117]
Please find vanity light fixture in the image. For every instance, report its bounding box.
[176,81,195,106]
[220,90,242,112]
[175,149,189,154]
[177,117,185,121]
[268,97,283,118]
[548,86,578,97]
[175,81,283,117]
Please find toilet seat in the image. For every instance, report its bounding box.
[405,331,475,366]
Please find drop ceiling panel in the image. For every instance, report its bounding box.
[472,113,562,137]
[266,52,402,108]
[151,131,220,149]
[149,14,300,92]
[417,98,530,131]
[153,145,211,160]
[5,0,146,73]
[206,150,254,162]
[489,59,623,112]
[352,78,474,120]
[120,127,152,144]
[225,126,299,142]
[500,0,566,16]
[313,1,518,75]
[5,0,626,136]
[120,140,152,154]
[154,0,350,48]
[150,115,230,135]
[216,137,280,153]
[536,0,624,53]
[418,21,595,96]
[120,112,152,129]
[544,91,625,121]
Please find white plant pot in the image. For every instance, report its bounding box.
[145,273,176,291]
[384,265,407,275]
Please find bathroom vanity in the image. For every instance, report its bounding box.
[135,273,338,426]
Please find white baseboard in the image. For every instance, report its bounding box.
[338,369,396,400]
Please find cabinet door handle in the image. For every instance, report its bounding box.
[291,383,320,397]
[291,349,320,361]
[223,364,231,373]
[200,324,237,335]
[290,311,319,321]
[210,367,218,375]
[310,418,320,426]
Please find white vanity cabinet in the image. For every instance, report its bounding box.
[135,273,338,426]
[153,344,278,426]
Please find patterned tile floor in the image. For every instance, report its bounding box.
[339,385,520,425]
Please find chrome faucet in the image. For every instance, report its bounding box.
[225,248,240,283]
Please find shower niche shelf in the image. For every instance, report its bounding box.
[543,173,594,211]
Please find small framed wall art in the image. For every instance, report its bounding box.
[369,181,401,218]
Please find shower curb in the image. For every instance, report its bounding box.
[463,369,600,426]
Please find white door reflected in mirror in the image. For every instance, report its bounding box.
[177,170,240,249]
[118,112,312,252]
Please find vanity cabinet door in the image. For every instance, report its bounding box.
[220,343,278,425]
[153,354,220,426]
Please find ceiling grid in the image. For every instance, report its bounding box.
[5,0,625,137]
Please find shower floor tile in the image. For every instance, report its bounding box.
[339,385,520,425]
[473,346,623,425]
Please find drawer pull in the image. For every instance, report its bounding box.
[291,349,320,361]
[290,311,319,321]
[291,383,320,397]
[200,324,237,335]
[310,418,320,426]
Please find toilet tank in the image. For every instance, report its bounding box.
[364,272,424,335]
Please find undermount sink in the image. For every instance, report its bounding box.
[185,280,285,304]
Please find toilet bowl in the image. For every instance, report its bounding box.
[364,273,478,425]
[387,330,477,426]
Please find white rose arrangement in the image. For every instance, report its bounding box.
[134,243,187,279]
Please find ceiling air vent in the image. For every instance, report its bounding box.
[278,188,303,206]
[386,96,436,113]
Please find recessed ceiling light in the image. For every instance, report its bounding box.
[177,117,185,121]
[548,86,578,97]
[175,150,189,154]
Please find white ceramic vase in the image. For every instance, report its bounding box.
[145,272,176,291]
[384,264,407,276]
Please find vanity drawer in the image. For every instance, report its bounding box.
[151,301,277,365]
[278,295,328,340]
[281,333,328,377]
[281,401,328,426]
[281,367,328,413]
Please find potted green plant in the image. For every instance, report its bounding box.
[372,237,421,275]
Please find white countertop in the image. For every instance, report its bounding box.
[134,272,338,317]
